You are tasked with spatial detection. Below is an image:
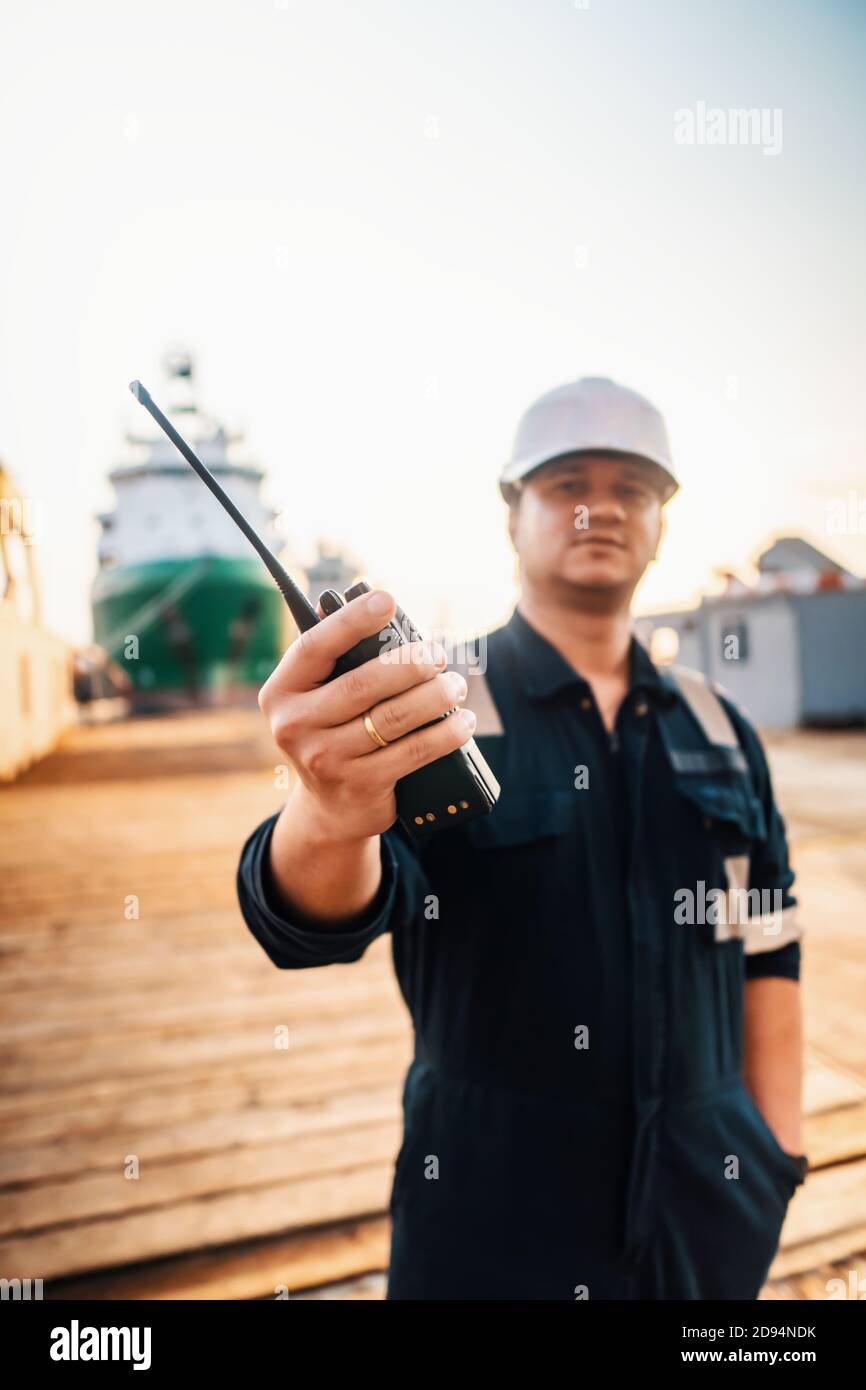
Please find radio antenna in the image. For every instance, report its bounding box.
[129,379,319,633]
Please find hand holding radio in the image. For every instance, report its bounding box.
[258,587,478,842]
[128,379,500,839]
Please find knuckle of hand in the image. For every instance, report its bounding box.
[409,728,429,763]
[294,626,317,662]
[343,666,369,704]
[303,737,333,781]
[377,697,405,734]
[271,705,301,749]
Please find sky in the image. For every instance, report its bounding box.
[1,0,864,644]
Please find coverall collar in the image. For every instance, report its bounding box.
[504,604,677,706]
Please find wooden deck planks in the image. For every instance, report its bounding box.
[1,711,864,1298]
[46,1218,392,1301]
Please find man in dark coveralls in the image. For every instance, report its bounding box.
[237,376,807,1300]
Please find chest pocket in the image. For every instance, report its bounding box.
[672,751,767,846]
[460,788,576,849]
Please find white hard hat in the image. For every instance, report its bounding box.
[500,376,678,502]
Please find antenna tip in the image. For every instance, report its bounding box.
[129,380,145,400]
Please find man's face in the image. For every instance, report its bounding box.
[507,453,664,603]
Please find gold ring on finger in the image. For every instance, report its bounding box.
[363,710,390,749]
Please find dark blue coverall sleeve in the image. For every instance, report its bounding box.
[721,698,801,984]
[236,812,428,969]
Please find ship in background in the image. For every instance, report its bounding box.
[92,351,292,708]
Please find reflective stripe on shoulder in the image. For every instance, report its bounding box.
[668,664,738,749]
[447,659,504,736]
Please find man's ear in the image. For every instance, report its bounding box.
[506,495,520,549]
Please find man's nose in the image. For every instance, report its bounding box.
[587,495,627,524]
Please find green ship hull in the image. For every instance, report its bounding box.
[92,556,290,702]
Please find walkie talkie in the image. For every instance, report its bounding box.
[129,380,501,838]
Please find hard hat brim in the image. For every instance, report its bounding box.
[499,447,679,504]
